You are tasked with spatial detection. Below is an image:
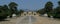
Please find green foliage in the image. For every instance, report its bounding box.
[58,1,60,5]
[0,2,18,19]
[19,9,24,14]
[9,2,18,13]
[9,2,18,8]
[0,5,9,20]
[45,1,53,17]
[37,8,46,14]
[8,2,18,18]
[53,1,60,18]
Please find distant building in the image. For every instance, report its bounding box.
[21,11,39,16]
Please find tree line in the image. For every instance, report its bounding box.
[37,1,60,18]
[0,1,60,20]
[0,2,24,20]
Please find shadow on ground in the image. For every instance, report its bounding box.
[0,19,10,22]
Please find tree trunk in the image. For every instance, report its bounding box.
[10,14,12,18]
[48,15,50,17]
[47,12,50,17]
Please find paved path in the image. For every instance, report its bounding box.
[0,16,60,24]
[16,16,60,24]
[33,16,60,24]
[16,16,36,24]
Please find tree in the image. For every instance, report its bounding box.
[58,1,60,5]
[19,9,24,15]
[0,5,9,20]
[37,8,46,15]
[45,1,53,17]
[53,1,60,18]
[3,5,9,16]
[8,2,18,18]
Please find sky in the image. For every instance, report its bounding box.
[0,0,59,11]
